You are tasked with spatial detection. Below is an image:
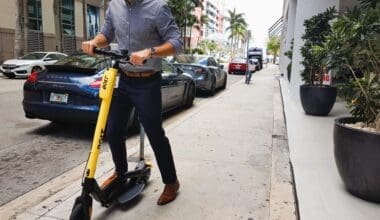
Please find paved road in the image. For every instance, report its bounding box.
[0,73,244,206]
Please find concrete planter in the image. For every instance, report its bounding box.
[334,117,380,202]
[300,85,337,116]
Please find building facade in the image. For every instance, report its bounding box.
[0,0,106,62]
[279,0,358,101]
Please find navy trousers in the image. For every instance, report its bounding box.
[106,73,177,184]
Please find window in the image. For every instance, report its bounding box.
[162,60,175,74]
[28,0,43,31]
[61,0,75,36]
[87,5,100,40]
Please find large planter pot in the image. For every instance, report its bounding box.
[334,117,380,202]
[300,85,337,116]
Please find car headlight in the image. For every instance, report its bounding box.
[17,64,29,67]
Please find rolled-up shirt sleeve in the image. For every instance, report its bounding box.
[100,8,115,43]
[156,4,183,54]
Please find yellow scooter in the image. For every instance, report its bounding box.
[70,48,151,220]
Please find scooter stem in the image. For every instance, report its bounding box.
[86,67,118,178]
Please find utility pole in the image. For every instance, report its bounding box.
[245,30,251,84]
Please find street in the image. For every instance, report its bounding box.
[0,73,243,206]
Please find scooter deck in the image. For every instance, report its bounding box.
[117,182,146,204]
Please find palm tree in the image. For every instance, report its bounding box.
[187,15,197,51]
[225,8,247,58]
[267,36,280,63]
[167,0,202,50]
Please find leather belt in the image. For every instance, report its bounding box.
[124,71,156,78]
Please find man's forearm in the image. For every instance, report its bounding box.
[152,42,176,57]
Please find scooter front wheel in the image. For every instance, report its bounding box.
[70,195,93,220]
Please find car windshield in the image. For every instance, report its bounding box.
[173,55,208,65]
[231,58,246,63]
[54,54,107,68]
[20,52,47,60]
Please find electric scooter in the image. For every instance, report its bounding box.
[69,48,152,220]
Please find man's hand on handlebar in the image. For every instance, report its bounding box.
[130,49,151,65]
[82,40,97,56]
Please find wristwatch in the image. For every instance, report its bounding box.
[150,47,156,59]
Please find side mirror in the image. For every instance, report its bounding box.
[220,64,224,69]
[44,58,53,61]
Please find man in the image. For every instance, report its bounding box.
[81,0,182,205]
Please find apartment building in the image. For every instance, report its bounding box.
[0,0,106,62]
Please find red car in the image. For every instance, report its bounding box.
[228,58,248,75]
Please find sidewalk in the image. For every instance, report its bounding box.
[3,65,296,220]
[280,78,380,219]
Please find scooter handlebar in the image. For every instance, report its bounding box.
[93,48,147,64]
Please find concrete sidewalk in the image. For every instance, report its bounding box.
[4,65,296,220]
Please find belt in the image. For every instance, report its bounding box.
[124,71,156,78]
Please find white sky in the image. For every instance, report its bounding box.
[224,0,284,49]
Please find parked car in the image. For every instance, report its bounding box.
[171,54,227,95]
[22,53,196,131]
[228,58,249,75]
[0,52,67,78]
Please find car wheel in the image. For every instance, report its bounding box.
[32,66,42,73]
[221,77,227,90]
[209,78,216,96]
[184,83,195,108]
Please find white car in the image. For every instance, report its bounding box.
[0,52,67,78]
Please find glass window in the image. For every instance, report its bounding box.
[55,54,107,69]
[87,5,100,40]
[28,0,43,31]
[162,60,175,74]
[61,0,75,36]
[21,52,47,60]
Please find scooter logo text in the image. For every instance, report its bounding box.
[102,75,108,90]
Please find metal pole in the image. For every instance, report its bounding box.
[139,122,145,161]
[245,30,251,84]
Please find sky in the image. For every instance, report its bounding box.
[223,0,284,49]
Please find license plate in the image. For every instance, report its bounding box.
[50,92,68,103]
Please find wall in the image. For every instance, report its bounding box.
[281,0,340,102]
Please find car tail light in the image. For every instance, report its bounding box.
[26,71,38,83]
[89,78,102,88]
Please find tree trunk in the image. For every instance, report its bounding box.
[14,0,24,58]
[189,28,192,53]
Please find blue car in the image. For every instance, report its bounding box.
[22,53,195,130]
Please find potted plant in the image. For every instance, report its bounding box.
[299,7,338,115]
[327,0,380,202]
